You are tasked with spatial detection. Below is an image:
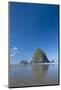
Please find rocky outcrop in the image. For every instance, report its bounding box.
[32,48,50,63]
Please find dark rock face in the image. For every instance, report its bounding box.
[32,48,50,63]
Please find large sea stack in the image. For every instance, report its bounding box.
[32,48,50,63]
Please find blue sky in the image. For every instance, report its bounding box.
[9,2,59,64]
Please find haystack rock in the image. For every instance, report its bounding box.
[32,48,50,63]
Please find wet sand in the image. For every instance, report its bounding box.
[9,63,59,87]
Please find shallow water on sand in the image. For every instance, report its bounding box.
[9,63,59,87]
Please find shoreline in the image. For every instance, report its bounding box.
[10,63,58,66]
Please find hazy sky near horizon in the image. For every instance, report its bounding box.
[9,2,59,64]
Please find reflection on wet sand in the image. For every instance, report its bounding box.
[32,64,49,80]
[9,64,58,87]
